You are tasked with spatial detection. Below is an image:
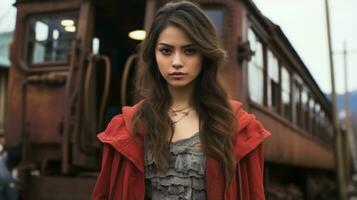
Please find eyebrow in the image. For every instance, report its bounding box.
[157,43,195,48]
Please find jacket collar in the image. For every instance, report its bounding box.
[98,102,145,172]
[230,101,270,162]
[98,100,270,171]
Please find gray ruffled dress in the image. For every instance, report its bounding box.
[144,132,206,200]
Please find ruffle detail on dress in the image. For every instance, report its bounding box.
[150,176,205,190]
[145,132,206,200]
[146,166,205,179]
[174,153,205,175]
[169,144,204,156]
[150,184,206,200]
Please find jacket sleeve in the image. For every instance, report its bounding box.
[92,115,126,200]
[238,144,265,200]
[91,144,117,200]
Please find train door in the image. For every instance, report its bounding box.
[69,0,149,171]
[91,0,149,120]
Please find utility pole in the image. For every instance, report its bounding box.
[324,0,347,199]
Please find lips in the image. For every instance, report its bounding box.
[169,72,186,75]
[169,72,187,79]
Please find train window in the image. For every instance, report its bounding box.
[26,14,77,65]
[320,110,327,134]
[320,111,327,140]
[325,117,334,142]
[301,89,309,130]
[309,98,315,133]
[204,8,224,37]
[281,66,291,120]
[248,29,263,67]
[314,104,321,135]
[267,50,279,112]
[247,28,264,104]
[293,81,302,127]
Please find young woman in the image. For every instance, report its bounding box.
[92,1,270,199]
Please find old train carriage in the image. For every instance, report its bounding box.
[4,0,338,199]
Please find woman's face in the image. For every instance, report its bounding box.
[155,25,202,89]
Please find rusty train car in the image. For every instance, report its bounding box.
[4,0,339,199]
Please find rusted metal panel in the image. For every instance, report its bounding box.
[250,104,335,169]
[5,68,24,146]
[26,85,66,143]
[27,175,96,200]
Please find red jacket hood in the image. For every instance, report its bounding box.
[98,100,270,172]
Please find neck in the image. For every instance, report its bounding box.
[168,84,195,109]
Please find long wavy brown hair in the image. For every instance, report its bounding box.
[132,1,237,184]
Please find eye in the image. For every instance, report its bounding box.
[184,48,197,55]
[159,47,172,55]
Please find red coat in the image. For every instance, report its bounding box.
[92,101,270,200]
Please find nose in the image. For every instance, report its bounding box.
[172,52,183,69]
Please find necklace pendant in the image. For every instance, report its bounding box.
[169,107,193,124]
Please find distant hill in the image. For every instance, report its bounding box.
[337,90,357,113]
[325,90,357,114]
[325,90,357,139]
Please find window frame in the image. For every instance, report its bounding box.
[280,64,292,121]
[202,4,228,45]
[266,48,281,113]
[247,26,266,105]
[292,77,303,127]
[24,11,78,69]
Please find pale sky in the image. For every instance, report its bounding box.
[1,0,356,94]
[253,0,357,94]
[0,0,16,32]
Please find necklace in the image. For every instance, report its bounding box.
[169,106,191,116]
[169,107,192,124]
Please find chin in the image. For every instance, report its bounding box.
[167,81,192,88]
[168,83,189,88]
